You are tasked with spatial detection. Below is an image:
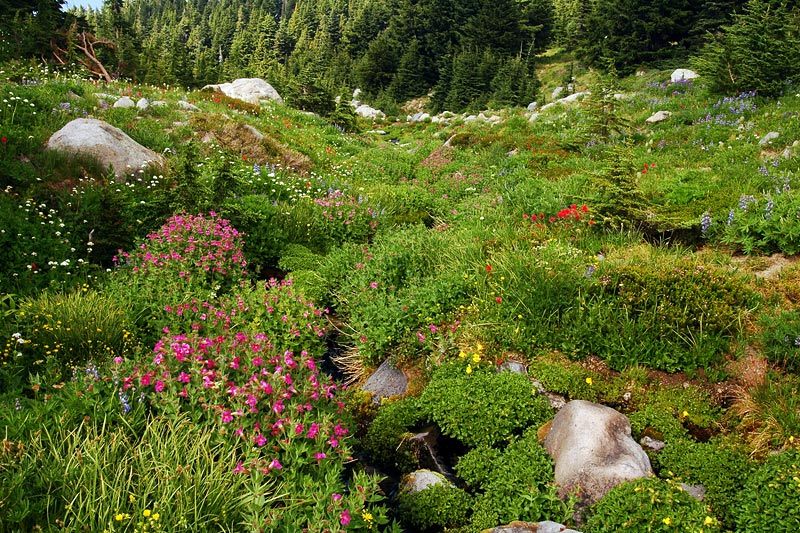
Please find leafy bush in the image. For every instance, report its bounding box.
[734,449,800,532]
[362,397,426,473]
[397,482,472,532]
[419,361,553,448]
[584,477,721,533]
[758,310,800,371]
[655,438,753,527]
[720,189,800,255]
[456,428,572,530]
[585,261,757,372]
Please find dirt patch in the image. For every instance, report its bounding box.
[726,347,769,389]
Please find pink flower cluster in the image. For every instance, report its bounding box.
[115,212,247,279]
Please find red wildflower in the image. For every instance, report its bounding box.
[486,265,492,272]
[495,297,502,303]
[581,205,589,213]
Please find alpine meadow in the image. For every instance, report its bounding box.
[1,0,800,532]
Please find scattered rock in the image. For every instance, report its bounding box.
[203,78,283,105]
[526,101,538,111]
[646,110,673,124]
[409,111,430,122]
[352,88,362,99]
[151,100,168,107]
[560,91,589,104]
[498,361,526,374]
[400,469,450,494]
[551,86,564,100]
[243,124,264,141]
[482,521,583,533]
[759,131,779,146]
[113,96,135,108]
[543,400,652,504]
[406,426,451,476]
[46,118,164,180]
[136,97,149,110]
[528,112,540,122]
[640,435,666,452]
[671,69,699,83]
[362,359,407,404]
[680,483,706,501]
[177,100,200,112]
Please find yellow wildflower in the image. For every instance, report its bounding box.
[585,377,593,385]
[143,509,151,518]
[466,364,472,374]
[472,353,480,364]
[115,513,124,522]
[704,516,716,526]
[662,517,672,526]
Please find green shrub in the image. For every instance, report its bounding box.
[397,482,472,532]
[361,397,426,473]
[720,189,800,255]
[456,428,572,530]
[654,438,753,527]
[734,449,800,532]
[419,361,553,448]
[585,261,757,372]
[584,477,721,533]
[732,374,800,453]
[758,310,800,371]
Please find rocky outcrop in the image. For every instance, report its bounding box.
[543,400,652,504]
[46,118,164,180]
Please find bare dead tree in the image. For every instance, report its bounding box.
[53,22,115,83]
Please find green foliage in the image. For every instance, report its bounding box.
[692,0,800,97]
[733,373,800,452]
[759,310,800,371]
[362,397,426,473]
[734,449,800,532]
[584,477,721,533]
[586,260,756,372]
[655,438,753,527]
[7,288,131,386]
[720,189,800,255]
[419,361,553,447]
[397,482,472,532]
[456,428,573,530]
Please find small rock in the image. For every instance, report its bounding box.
[203,78,283,105]
[482,520,583,533]
[113,96,135,108]
[528,112,540,122]
[354,104,385,120]
[646,110,672,124]
[136,97,149,110]
[640,435,666,452]
[498,361,526,374]
[526,101,538,111]
[151,100,168,107]
[680,483,706,501]
[759,131,779,146]
[551,86,564,100]
[177,100,200,112]
[400,469,450,494]
[362,359,407,404]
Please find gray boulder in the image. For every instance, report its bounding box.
[46,118,164,180]
[113,96,135,108]
[646,110,673,124]
[543,400,652,504]
[177,100,200,112]
[551,86,564,100]
[526,101,538,111]
[671,69,699,83]
[362,359,407,404]
[203,78,283,105]
[136,97,149,110]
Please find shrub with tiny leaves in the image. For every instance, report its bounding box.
[734,449,800,532]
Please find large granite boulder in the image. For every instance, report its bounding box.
[543,400,652,504]
[203,78,283,105]
[46,118,164,180]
